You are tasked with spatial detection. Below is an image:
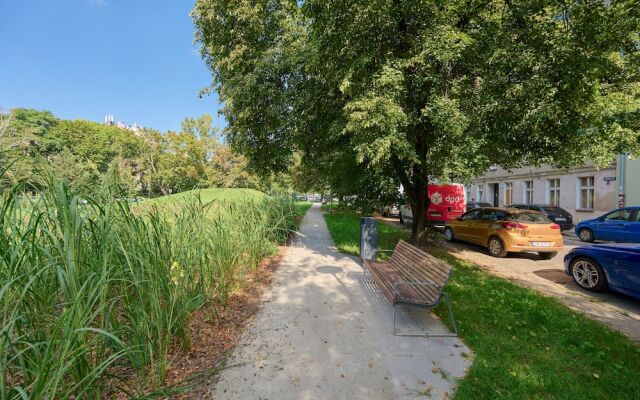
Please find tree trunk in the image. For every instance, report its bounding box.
[410,185,430,246]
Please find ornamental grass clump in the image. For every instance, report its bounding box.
[0,176,298,398]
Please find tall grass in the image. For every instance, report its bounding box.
[0,176,301,398]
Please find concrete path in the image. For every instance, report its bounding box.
[210,204,470,399]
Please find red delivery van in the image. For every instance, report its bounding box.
[399,183,467,225]
[426,183,466,223]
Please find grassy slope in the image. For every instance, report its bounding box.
[323,211,640,400]
[148,188,266,205]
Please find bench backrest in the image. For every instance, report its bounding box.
[389,240,452,287]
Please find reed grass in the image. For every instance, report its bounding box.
[0,176,303,398]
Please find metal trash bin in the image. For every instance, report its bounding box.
[360,217,378,260]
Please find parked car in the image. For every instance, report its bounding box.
[399,183,466,225]
[466,202,493,210]
[382,205,400,217]
[509,204,574,231]
[295,194,308,201]
[444,207,563,258]
[575,207,640,243]
[309,194,322,202]
[564,244,640,299]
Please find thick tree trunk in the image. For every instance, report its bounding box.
[410,183,430,246]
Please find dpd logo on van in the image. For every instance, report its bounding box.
[430,192,443,205]
[445,194,462,203]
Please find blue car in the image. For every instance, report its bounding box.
[575,207,640,243]
[564,244,640,299]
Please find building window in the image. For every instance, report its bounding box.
[504,182,513,206]
[579,176,595,210]
[548,179,560,206]
[477,184,484,201]
[524,180,534,204]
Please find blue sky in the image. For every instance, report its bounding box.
[0,0,226,133]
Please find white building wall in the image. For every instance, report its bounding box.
[467,162,618,223]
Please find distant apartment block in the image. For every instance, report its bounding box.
[104,114,143,134]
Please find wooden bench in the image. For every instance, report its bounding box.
[363,240,457,337]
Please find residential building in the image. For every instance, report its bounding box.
[466,161,618,223]
[104,114,143,136]
[618,155,640,207]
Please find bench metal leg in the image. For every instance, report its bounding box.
[393,294,458,338]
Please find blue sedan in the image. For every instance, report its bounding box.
[575,206,640,243]
[564,244,640,299]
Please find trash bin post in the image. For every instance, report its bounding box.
[360,217,378,260]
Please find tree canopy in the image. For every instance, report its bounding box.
[1,109,270,196]
[194,0,640,242]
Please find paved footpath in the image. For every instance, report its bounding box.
[210,204,470,399]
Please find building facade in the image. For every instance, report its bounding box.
[466,161,618,223]
[618,155,640,208]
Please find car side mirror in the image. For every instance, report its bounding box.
[597,216,605,221]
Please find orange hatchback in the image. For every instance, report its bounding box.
[444,207,564,259]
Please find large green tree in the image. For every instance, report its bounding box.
[194,0,640,243]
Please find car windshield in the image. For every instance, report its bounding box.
[541,206,563,213]
[506,212,551,224]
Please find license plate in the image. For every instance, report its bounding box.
[531,242,552,247]
[555,218,566,222]
[430,213,441,217]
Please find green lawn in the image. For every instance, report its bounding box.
[323,211,640,400]
[324,211,409,257]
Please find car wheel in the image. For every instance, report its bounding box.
[570,257,607,292]
[487,236,507,258]
[578,228,594,243]
[538,251,558,260]
[444,227,455,242]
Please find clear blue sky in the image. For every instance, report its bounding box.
[0,0,226,133]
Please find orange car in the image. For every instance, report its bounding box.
[443,207,563,259]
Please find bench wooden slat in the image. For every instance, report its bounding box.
[396,240,449,274]
[389,251,448,286]
[389,249,449,287]
[366,260,436,304]
[387,259,440,303]
[391,242,450,281]
[367,260,431,304]
[364,240,452,307]
[393,241,450,280]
